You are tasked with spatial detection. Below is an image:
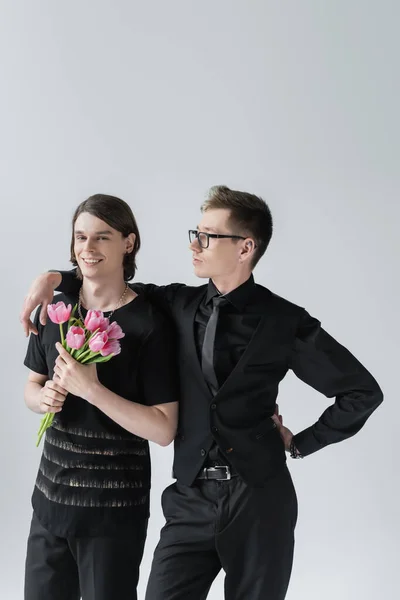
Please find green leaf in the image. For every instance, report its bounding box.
[86,354,114,364]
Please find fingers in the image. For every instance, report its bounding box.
[273,404,283,425]
[54,356,70,374]
[20,299,39,337]
[28,320,39,336]
[40,386,66,413]
[55,343,72,363]
[20,273,57,334]
[271,414,282,429]
[53,365,63,381]
[43,392,65,405]
[40,400,63,413]
[45,379,67,396]
[40,396,64,410]
[55,357,69,376]
[24,318,38,337]
[39,302,49,326]
[53,364,69,390]
[44,380,67,400]
[52,372,66,391]
[272,419,293,452]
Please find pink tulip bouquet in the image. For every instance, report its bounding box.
[36,301,125,446]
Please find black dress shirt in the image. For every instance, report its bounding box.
[194,275,260,467]
[194,274,260,389]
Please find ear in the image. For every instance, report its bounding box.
[239,238,255,263]
[125,233,136,254]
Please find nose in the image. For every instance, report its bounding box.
[189,238,201,253]
[83,238,96,252]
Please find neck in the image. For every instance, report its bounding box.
[80,277,129,312]
[211,271,252,295]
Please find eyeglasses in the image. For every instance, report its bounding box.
[189,229,247,249]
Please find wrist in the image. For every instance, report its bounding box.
[85,380,103,406]
[290,437,303,459]
[35,386,47,414]
[47,271,62,290]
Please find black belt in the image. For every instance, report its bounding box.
[196,466,237,481]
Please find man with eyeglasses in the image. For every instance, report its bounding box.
[20,185,383,600]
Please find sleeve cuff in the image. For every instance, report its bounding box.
[293,426,324,457]
[23,359,48,376]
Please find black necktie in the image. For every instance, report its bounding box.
[201,296,226,394]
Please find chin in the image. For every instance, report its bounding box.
[193,265,211,279]
[79,265,102,279]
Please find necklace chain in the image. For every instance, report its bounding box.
[78,283,129,323]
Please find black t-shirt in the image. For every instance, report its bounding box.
[24,292,178,537]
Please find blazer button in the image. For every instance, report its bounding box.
[211,403,217,410]
[200,449,206,456]
[180,435,185,441]
[212,426,218,433]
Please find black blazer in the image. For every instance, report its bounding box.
[134,282,383,487]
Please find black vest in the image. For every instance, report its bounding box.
[153,283,305,487]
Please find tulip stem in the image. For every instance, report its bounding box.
[80,352,96,364]
[77,349,92,362]
[59,323,65,346]
[36,413,54,447]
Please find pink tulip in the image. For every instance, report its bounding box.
[66,326,86,350]
[88,331,109,352]
[106,321,125,340]
[47,302,72,324]
[84,310,109,333]
[100,339,121,357]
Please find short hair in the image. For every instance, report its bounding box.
[201,185,273,267]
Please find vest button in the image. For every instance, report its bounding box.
[200,449,206,456]
[211,403,217,410]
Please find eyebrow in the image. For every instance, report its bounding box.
[75,230,114,235]
[196,226,217,233]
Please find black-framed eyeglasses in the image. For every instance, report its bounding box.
[189,229,247,249]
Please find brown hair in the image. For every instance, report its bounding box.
[201,185,273,267]
[70,194,141,281]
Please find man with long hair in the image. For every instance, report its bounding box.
[23,194,178,600]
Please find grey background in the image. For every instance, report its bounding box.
[0,1,398,598]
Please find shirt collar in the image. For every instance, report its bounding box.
[206,274,256,310]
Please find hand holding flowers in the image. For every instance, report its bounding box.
[53,345,99,401]
[38,380,68,414]
[36,300,124,446]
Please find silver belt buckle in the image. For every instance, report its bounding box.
[209,466,231,480]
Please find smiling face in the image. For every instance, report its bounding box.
[73,212,135,282]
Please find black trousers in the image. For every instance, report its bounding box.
[145,465,298,600]
[24,513,147,600]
